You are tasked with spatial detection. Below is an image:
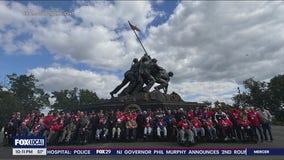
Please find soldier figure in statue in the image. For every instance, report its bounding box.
[110,58,139,98]
[148,58,173,94]
[137,54,156,92]
[154,71,174,94]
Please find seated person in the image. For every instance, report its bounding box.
[126,117,137,140]
[218,115,234,141]
[112,118,124,140]
[205,117,217,141]
[144,116,153,138]
[156,118,167,139]
[177,116,194,144]
[96,116,109,140]
[191,116,205,139]
[237,115,252,142]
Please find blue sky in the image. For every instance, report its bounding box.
[1,1,284,104]
[0,0,177,82]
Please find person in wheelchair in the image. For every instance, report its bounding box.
[177,116,195,145]
[237,115,254,142]
[112,118,124,140]
[96,116,109,141]
[143,116,153,140]
[218,115,234,141]
[156,118,167,140]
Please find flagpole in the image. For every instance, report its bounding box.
[128,21,148,55]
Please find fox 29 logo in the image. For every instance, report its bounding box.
[14,136,46,148]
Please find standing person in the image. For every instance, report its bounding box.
[259,107,273,141]
[229,106,242,141]
[248,107,264,142]
[136,111,146,139]
[18,122,30,136]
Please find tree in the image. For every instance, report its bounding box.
[0,90,22,127]
[51,88,79,111]
[268,75,284,112]
[232,76,284,114]
[51,88,99,111]
[232,92,251,108]
[214,101,232,111]
[79,89,99,106]
[7,73,50,112]
[242,78,270,108]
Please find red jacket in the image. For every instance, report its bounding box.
[33,123,41,133]
[247,111,260,126]
[24,117,30,127]
[50,123,62,132]
[192,119,202,128]
[219,118,233,127]
[187,111,194,120]
[206,119,214,128]
[237,119,251,127]
[231,109,241,121]
[178,120,190,129]
[204,110,213,119]
[43,116,53,129]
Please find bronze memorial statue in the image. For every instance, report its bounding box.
[91,21,206,112]
[110,53,174,98]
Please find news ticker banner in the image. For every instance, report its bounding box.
[13,136,46,155]
[12,136,284,156]
[13,148,284,156]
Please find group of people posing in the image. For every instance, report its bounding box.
[2,106,273,146]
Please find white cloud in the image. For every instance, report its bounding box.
[2,1,284,105]
[0,1,157,70]
[28,67,121,99]
[167,81,239,104]
[145,1,284,84]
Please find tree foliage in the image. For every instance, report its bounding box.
[0,74,49,126]
[51,88,99,111]
[268,75,284,111]
[0,90,22,127]
[232,75,284,113]
[7,73,50,111]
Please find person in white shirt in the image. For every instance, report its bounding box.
[258,107,273,141]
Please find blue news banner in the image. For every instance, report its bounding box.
[13,136,284,156]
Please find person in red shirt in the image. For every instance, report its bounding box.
[23,114,31,129]
[205,117,217,141]
[229,107,242,140]
[187,109,195,121]
[218,115,234,141]
[144,116,153,139]
[203,107,213,119]
[177,116,194,144]
[237,115,253,142]
[47,120,62,145]
[191,116,205,139]
[248,107,264,142]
